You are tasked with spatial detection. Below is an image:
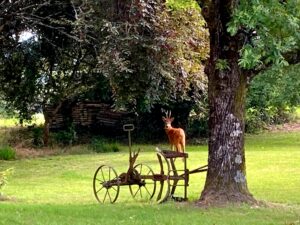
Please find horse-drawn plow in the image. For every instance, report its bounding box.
[93,124,208,204]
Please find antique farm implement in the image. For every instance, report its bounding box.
[93,124,208,204]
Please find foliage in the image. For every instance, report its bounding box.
[215,59,230,71]
[246,63,300,132]
[0,1,100,121]
[89,1,209,139]
[0,1,209,139]
[31,126,44,147]
[53,123,77,146]
[187,111,208,138]
[245,108,266,133]
[0,146,16,160]
[160,8,209,106]
[91,0,208,113]
[89,137,120,153]
[0,101,16,118]
[228,0,300,70]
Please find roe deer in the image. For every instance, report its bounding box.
[162,111,186,153]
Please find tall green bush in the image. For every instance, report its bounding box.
[0,146,16,160]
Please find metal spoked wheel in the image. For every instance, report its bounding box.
[129,164,156,201]
[93,165,120,203]
[156,152,171,203]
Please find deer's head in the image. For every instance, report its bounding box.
[162,111,174,129]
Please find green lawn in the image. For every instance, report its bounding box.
[0,131,299,224]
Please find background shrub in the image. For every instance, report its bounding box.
[90,137,120,153]
[31,126,44,147]
[187,114,208,138]
[53,123,77,146]
[246,64,300,132]
[0,146,16,160]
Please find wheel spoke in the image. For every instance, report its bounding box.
[107,189,112,202]
[129,164,156,201]
[139,164,143,175]
[134,186,141,197]
[101,168,105,182]
[103,190,108,203]
[109,167,111,181]
[111,186,117,192]
[143,185,151,196]
[96,178,104,184]
[96,186,104,194]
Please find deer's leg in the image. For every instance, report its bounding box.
[181,137,185,153]
[175,143,181,153]
[180,142,185,153]
[171,145,174,151]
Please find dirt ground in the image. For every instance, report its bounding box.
[267,122,300,132]
[14,146,60,159]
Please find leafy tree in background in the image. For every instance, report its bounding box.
[0,0,209,143]
[195,0,300,205]
[73,0,209,140]
[88,0,209,113]
[0,0,101,144]
[246,64,300,132]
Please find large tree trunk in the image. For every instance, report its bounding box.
[197,1,256,205]
[43,115,51,147]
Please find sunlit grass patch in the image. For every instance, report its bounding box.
[0,113,44,128]
[0,118,19,127]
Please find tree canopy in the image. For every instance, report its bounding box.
[228,0,300,70]
[0,0,209,119]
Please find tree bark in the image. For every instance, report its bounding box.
[197,0,256,205]
[43,113,51,147]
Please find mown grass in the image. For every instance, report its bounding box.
[0,131,299,224]
[0,203,299,225]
